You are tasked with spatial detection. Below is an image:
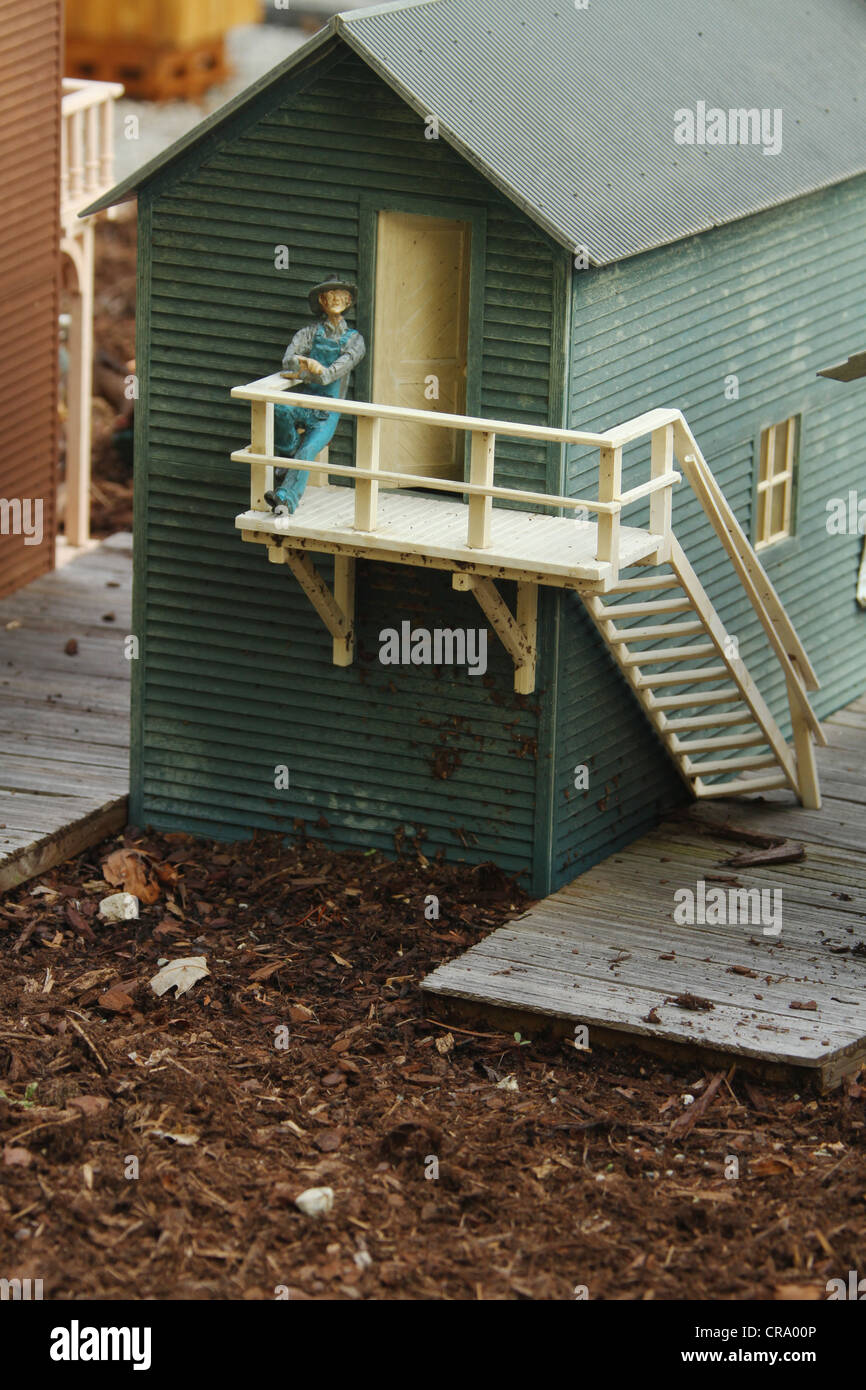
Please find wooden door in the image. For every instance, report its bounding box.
[372,210,471,483]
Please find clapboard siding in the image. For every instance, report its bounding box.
[135,45,560,878]
[0,0,59,597]
[546,176,866,891]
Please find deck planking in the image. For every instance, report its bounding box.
[236,484,659,586]
[423,694,866,1087]
[0,535,132,892]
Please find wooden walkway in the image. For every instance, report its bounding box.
[236,485,661,588]
[0,535,132,892]
[423,694,866,1088]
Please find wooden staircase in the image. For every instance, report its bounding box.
[584,541,801,799]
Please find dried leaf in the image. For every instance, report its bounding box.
[98,987,134,1013]
[751,1155,801,1176]
[2,1147,32,1168]
[313,1129,344,1152]
[69,1095,110,1118]
[249,959,290,983]
[150,956,210,999]
[102,849,162,906]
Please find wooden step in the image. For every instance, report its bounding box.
[662,710,754,730]
[683,753,779,776]
[623,642,716,665]
[693,772,790,798]
[604,574,679,594]
[650,688,742,708]
[636,666,729,687]
[598,597,693,619]
[610,620,704,643]
[672,731,766,753]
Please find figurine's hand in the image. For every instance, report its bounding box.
[297,356,324,376]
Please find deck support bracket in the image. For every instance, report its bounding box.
[453,573,538,693]
[270,546,355,667]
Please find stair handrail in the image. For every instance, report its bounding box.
[668,419,824,747]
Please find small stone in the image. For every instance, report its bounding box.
[295,1186,334,1217]
[98,892,139,922]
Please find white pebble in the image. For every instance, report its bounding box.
[98,892,139,921]
[295,1186,334,1217]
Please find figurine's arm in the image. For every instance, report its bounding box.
[281,324,317,373]
[314,331,366,387]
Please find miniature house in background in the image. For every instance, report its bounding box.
[86,0,866,895]
[0,0,122,599]
[65,0,263,100]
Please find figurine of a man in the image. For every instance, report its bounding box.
[264,276,366,515]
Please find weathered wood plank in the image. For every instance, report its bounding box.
[0,537,132,889]
[422,689,866,1086]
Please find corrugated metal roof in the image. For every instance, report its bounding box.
[86,0,866,265]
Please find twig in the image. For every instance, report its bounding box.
[422,1018,511,1040]
[67,1015,109,1074]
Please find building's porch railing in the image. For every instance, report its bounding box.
[230,373,681,572]
[59,77,124,547]
[61,77,124,231]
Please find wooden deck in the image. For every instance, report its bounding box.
[236,485,661,588]
[423,694,866,1088]
[0,535,132,892]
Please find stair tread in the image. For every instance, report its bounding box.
[638,666,729,686]
[623,642,716,665]
[651,688,743,708]
[663,710,754,729]
[598,597,693,618]
[684,752,779,775]
[605,574,679,593]
[694,772,790,798]
[610,620,704,642]
[674,732,766,753]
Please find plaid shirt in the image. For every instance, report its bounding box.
[282,316,366,397]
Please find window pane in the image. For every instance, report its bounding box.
[770,481,786,536]
[759,428,771,483]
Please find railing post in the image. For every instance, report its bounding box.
[85,103,99,196]
[100,95,115,186]
[467,429,495,548]
[69,109,84,203]
[354,415,381,531]
[250,401,274,511]
[596,445,622,577]
[650,423,674,558]
[60,107,70,220]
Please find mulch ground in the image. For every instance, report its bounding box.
[1,827,864,1300]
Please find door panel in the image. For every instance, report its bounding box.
[372,210,471,483]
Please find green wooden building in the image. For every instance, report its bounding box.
[87,0,866,896]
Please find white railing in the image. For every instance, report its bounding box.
[60,77,124,230]
[230,374,681,563]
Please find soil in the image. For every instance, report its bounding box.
[1,826,864,1301]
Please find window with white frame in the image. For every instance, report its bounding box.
[756,416,798,548]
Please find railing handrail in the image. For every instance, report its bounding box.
[672,420,819,689]
[231,444,675,516]
[232,375,618,449]
[61,77,124,114]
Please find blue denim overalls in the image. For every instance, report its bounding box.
[271,323,358,510]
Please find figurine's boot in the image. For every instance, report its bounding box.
[265,468,309,515]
